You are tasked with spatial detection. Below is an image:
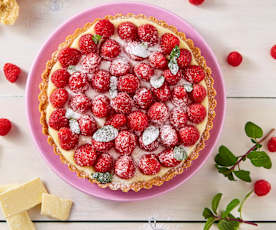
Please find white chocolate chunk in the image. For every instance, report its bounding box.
[0,184,18,193]
[7,211,36,230]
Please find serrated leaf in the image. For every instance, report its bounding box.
[222,199,240,218]
[215,145,237,166]
[204,217,215,230]
[233,170,251,182]
[245,121,263,138]
[211,193,222,214]
[203,208,214,219]
[247,151,272,169]
[218,219,239,230]
[215,165,235,181]
[92,34,102,44]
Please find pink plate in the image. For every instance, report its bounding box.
[26,2,226,201]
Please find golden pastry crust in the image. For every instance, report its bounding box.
[39,13,216,192]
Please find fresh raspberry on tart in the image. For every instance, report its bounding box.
[115,155,136,179]
[109,58,131,77]
[70,94,92,114]
[177,48,192,68]
[81,52,101,73]
[160,125,178,148]
[160,33,180,54]
[138,24,159,46]
[78,115,98,136]
[133,88,153,109]
[118,21,138,41]
[3,63,21,83]
[117,74,140,94]
[179,125,200,146]
[191,84,207,103]
[94,19,115,38]
[50,88,69,108]
[111,92,133,114]
[58,47,81,68]
[78,34,97,54]
[91,95,110,118]
[51,69,70,88]
[91,138,114,153]
[58,127,79,150]
[49,109,69,131]
[172,85,188,100]
[148,102,169,125]
[105,113,127,129]
[149,52,168,69]
[69,71,89,93]
[100,39,121,60]
[188,103,207,124]
[184,65,205,83]
[134,62,154,81]
[151,83,171,102]
[138,136,159,152]
[170,107,188,129]
[0,118,12,136]
[91,70,111,93]
[74,144,97,167]
[94,153,113,173]
[127,111,148,132]
[139,154,161,175]
[163,69,182,85]
[115,130,136,155]
[158,149,182,167]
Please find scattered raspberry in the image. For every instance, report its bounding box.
[127,111,148,132]
[94,19,115,38]
[160,33,180,54]
[115,130,136,155]
[118,21,138,41]
[94,153,113,173]
[91,139,114,153]
[134,62,154,81]
[74,144,97,167]
[3,63,21,83]
[170,108,188,129]
[105,113,127,129]
[51,69,70,88]
[254,179,271,196]
[111,92,133,114]
[163,69,182,85]
[133,88,153,109]
[152,83,171,102]
[70,94,92,113]
[271,45,276,59]
[69,71,89,93]
[177,48,192,68]
[172,85,187,100]
[138,136,159,152]
[78,34,97,54]
[192,84,207,103]
[139,154,161,175]
[115,155,136,179]
[100,39,121,60]
[58,47,81,68]
[78,115,97,136]
[118,74,140,94]
[188,103,206,124]
[179,125,200,146]
[138,24,159,46]
[109,58,131,77]
[91,95,110,118]
[81,52,101,73]
[0,118,12,136]
[267,137,276,152]
[227,51,243,67]
[158,149,181,167]
[49,109,69,131]
[50,88,68,108]
[58,127,79,150]
[91,70,110,93]
[189,0,205,5]
[160,125,178,147]
[149,52,168,69]
[147,102,169,125]
[184,65,205,83]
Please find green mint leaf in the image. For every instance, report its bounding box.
[215,165,235,181]
[215,145,237,166]
[173,145,187,161]
[233,170,251,182]
[251,138,257,144]
[211,193,222,214]
[169,45,180,60]
[168,45,180,75]
[202,208,214,219]
[245,121,263,138]
[204,217,216,230]
[92,172,112,184]
[92,34,102,44]
[222,199,240,218]
[218,219,239,230]
[247,151,272,169]
[238,191,253,219]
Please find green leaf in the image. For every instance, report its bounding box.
[245,121,263,138]
[218,219,239,230]
[168,45,180,75]
[92,34,102,44]
[247,151,272,169]
[215,146,237,166]
[222,199,240,218]
[215,165,235,181]
[211,193,222,214]
[238,191,253,219]
[169,45,180,60]
[203,208,214,219]
[204,217,215,230]
[233,170,251,182]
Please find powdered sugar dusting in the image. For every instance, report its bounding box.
[93,125,118,142]
[69,119,80,134]
[65,108,81,120]
[142,126,160,146]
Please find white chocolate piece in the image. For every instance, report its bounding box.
[7,211,36,230]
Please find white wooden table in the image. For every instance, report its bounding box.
[1,0,276,229]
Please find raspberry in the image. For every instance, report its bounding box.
[91,70,110,93]
[109,58,131,77]
[58,127,79,150]
[163,69,182,85]
[78,34,97,54]
[158,149,181,167]
[118,74,140,94]
[115,155,136,179]
[172,85,187,100]
[134,62,154,81]
[160,125,178,147]
[91,139,114,153]
[133,88,153,109]
[149,52,168,69]
[147,102,169,125]
[138,24,158,46]
[50,88,68,108]
[111,92,133,114]
[227,51,243,67]
[100,39,121,60]
[160,33,180,54]
[188,103,206,124]
[179,125,200,146]
[91,95,110,118]
[49,109,69,131]
[271,45,276,59]
[170,108,188,129]
[3,63,21,83]
[81,52,101,73]
[58,47,81,68]
[105,113,127,129]
[267,137,276,152]
[138,136,159,152]
[254,179,271,196]
[0,118,12,136]
[78,115,97,136]
[127,111,148,132]
[74,144,97,167]
[115,130,136,155]
[152,83,171,102]
[51,69,70,88]
[139,154,161,175]
[177,49,192,68]
[189,0,205,5]
[69,71,89,93]
[192,84,207,103]
[184,65,205,83]
[94,19,115,38]
[70,94,91,114]
[94,153,113,173]
[118,21,138,41]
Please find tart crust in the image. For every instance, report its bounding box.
[39,13,216,192]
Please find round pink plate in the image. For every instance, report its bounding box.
[26,2,226,201]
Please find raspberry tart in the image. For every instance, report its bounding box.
[39,14,216,192]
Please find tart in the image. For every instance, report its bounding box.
[39,13,216,192]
